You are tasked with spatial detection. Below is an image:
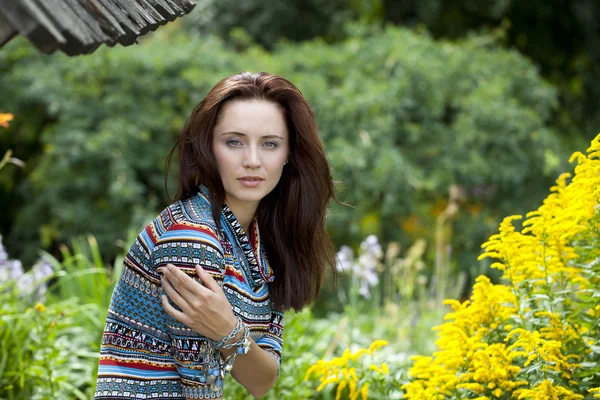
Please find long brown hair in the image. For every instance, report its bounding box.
[165,71,342,311]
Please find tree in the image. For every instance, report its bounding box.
[0,26,567,275]
[384,0,600,145]
[185,0,600,150]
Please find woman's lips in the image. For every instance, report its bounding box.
[238,178,263,187]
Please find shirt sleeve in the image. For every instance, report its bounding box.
[95,223,183,399]
[255,309,285,375]
[151,222,225,399]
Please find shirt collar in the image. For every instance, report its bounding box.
[197,185,274,288]
[221,203,275,288]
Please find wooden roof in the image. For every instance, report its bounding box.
[0,0,196,56]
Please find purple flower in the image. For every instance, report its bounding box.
[360,235,382,259]
[0,234,8,264]
[0,235,25,283]
[17,272,34,294]
[336,246,354,272]
[0,259,24,283]
[336,236,384,298]
[29,259,53,298]
[363,268,379,286]
[0,234,53,300]
[358,282,371,298]
[32,259,53,282]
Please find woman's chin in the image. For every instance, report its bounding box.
[228,190,266,204]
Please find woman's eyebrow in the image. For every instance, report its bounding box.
[220,131,284,140]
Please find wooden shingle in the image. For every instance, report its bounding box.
[0,0,196,55]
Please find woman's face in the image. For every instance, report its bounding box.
[212,99,290,213]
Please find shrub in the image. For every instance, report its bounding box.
[0,235,118,399]
[305,340,398,400]
[402,135,600,398]
[223,309,339,399]
[1,24,566,273]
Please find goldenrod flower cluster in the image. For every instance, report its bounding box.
[403,135,600,398]
[304,340,390,400]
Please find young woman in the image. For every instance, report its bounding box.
[95,72,341,399]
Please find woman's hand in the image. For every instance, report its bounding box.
[160,263,237,341]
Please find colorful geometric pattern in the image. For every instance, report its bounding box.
[95,187,285,399]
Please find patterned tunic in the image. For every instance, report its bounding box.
[95,186,285,399]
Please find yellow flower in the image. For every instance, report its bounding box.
[368,340,388,353]
[403,134,600,398]
[349,379,357,399]
[349,349,369,361]
[34,302,46,312]
[368,363,389,375]
[305,339,388,398]
[368,364,383,374]
[348,367,358,381]
[317,376,338,392]
[381,362,389,374]
[516,380,583,400]
[304,360,325,381]
[0,113,13,129]
[360,383,369,400]
[336,380,347,400]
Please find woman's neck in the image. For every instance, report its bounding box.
[224,198,258,234]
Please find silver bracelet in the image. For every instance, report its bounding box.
[221,323,249,350]
[219,323,251,377]
[214,317,243,349]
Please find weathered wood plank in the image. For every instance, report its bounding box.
[64,0,108,41]
[0,11,18,48]
[0,0,66,54]
[173,0,195,13]
[145,0,178,20]
[76,0,126,46]
[0,0,196,55]
[173,0,195,11]
[135,0,166,25]
[97,0,142,45]
[35,0,100,45]
[115,0,157,32]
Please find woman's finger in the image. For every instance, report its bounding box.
[161,275,192,312]
[195,264,222,293]
[163,264,206,299]
[161,294,189,325]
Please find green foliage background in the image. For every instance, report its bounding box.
[188,0,599,146]
[2,3,600,396]
[0,23,573,285]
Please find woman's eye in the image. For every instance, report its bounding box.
[226,139,242,146]
[263,142,279,149]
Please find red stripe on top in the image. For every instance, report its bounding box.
[169,224,218,238]
[99,359,177,372]
[225,264,246,283]
[145,224,158,245]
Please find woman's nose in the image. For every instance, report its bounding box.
[242,147,261,168]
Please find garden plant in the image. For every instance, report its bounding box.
[402,135,600,398]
